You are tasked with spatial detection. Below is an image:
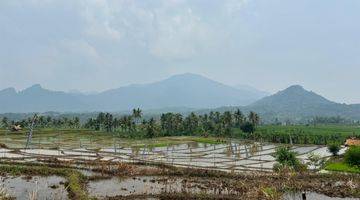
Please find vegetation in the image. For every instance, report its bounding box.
[1,109,359,145]
[273,146,305,172]
[83,109,260,138]
[307,152,326,170]
[246,125,360,145]
[327,142,341,156]
[344,146,360,167]
[325,162,360,174]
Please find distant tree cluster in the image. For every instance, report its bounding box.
[311,116,351,125]
[0,116,80,129]
[84,109,260,138]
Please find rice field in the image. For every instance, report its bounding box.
[0,129,348,173]
[0,128,359,200]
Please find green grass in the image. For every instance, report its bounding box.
[234,124,360,145]
[325,162,360,174]
[190,137,226,144]
[1,124,359,148]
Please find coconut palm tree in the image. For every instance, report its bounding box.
[132,108,142,127]
[234,109,245,127]
[146,118,156,138]
[248,111,260,126]
[1,117,8,128]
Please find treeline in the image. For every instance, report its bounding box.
[83,109,260,138]
[236,125,360,145]
[1,116,80,129]
[310,116,357,125]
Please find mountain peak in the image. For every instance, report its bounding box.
[279,85,307,95]
[286,85,304,90]
[167,73,208,80]
[29,84,43,89]
[251,84,334,108]
[20,84,46,94]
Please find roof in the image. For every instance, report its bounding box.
[345,138,360,146]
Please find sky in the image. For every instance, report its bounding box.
[0,0,359,103]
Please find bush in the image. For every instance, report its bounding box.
[327,142,341,156]
[274,146,301,168]
[240,122,255,134]
[344,146,360,167]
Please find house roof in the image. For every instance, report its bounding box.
[345,138,360,146]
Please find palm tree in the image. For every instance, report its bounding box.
[146,118,156,138]
[248,111,260,126]
[1,117,8,128]
[132,108,142,124]
[104,113,113,132]
[234,109,244,127]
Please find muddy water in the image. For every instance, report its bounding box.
[88,176,233,198]
[0,175,68,200]
[283,192,359,200]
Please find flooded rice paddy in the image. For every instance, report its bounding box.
[0,140,346,173]
[0,175,67,200]
[0,134,357,200]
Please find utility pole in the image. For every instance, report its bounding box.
[26,114,37,149]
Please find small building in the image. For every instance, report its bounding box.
[345,137,360,146]
[11,125,22,132]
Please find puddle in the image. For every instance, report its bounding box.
[0,175,68,200]
[88,176,237,198]
[283,192,358,200]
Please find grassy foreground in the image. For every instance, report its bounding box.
[325,162,360,174]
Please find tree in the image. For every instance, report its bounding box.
[344,146,360,167]
[1,117,8,128]
[327,142,341,156]
[234,109,245,127]
[240,122,255,134]
[104,113,114,132]
[274,146,302,170]
[132,108,142,125]
[248,111,260,126]
[146,118,156,138]
[73,117,80,129]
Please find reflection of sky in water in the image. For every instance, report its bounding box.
[0,141,348,172]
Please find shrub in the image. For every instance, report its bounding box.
[240,122,255,134]
[344,146,360,167]
[327,142,341,156]
[274,146,301,169]
[307,152,326,169]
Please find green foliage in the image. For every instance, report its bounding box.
[307,152,325,169]
[249,125,359,145]
[344,146,360,167]
[274,146,303,170]
[327,142,341,156]
[325,162,360,174]
[240,122,255,134]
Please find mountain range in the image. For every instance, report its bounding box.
[1,73,359,122]
[0,73,266,113]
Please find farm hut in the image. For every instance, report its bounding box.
[11,125,22,132]
[345,137,360,146]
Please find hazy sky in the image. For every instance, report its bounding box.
[0,0,359,103]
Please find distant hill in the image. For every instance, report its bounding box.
[202,85,360,122]
[0,73,264,113]
[0,84,88,113]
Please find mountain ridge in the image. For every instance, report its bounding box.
[0,73,267,113]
